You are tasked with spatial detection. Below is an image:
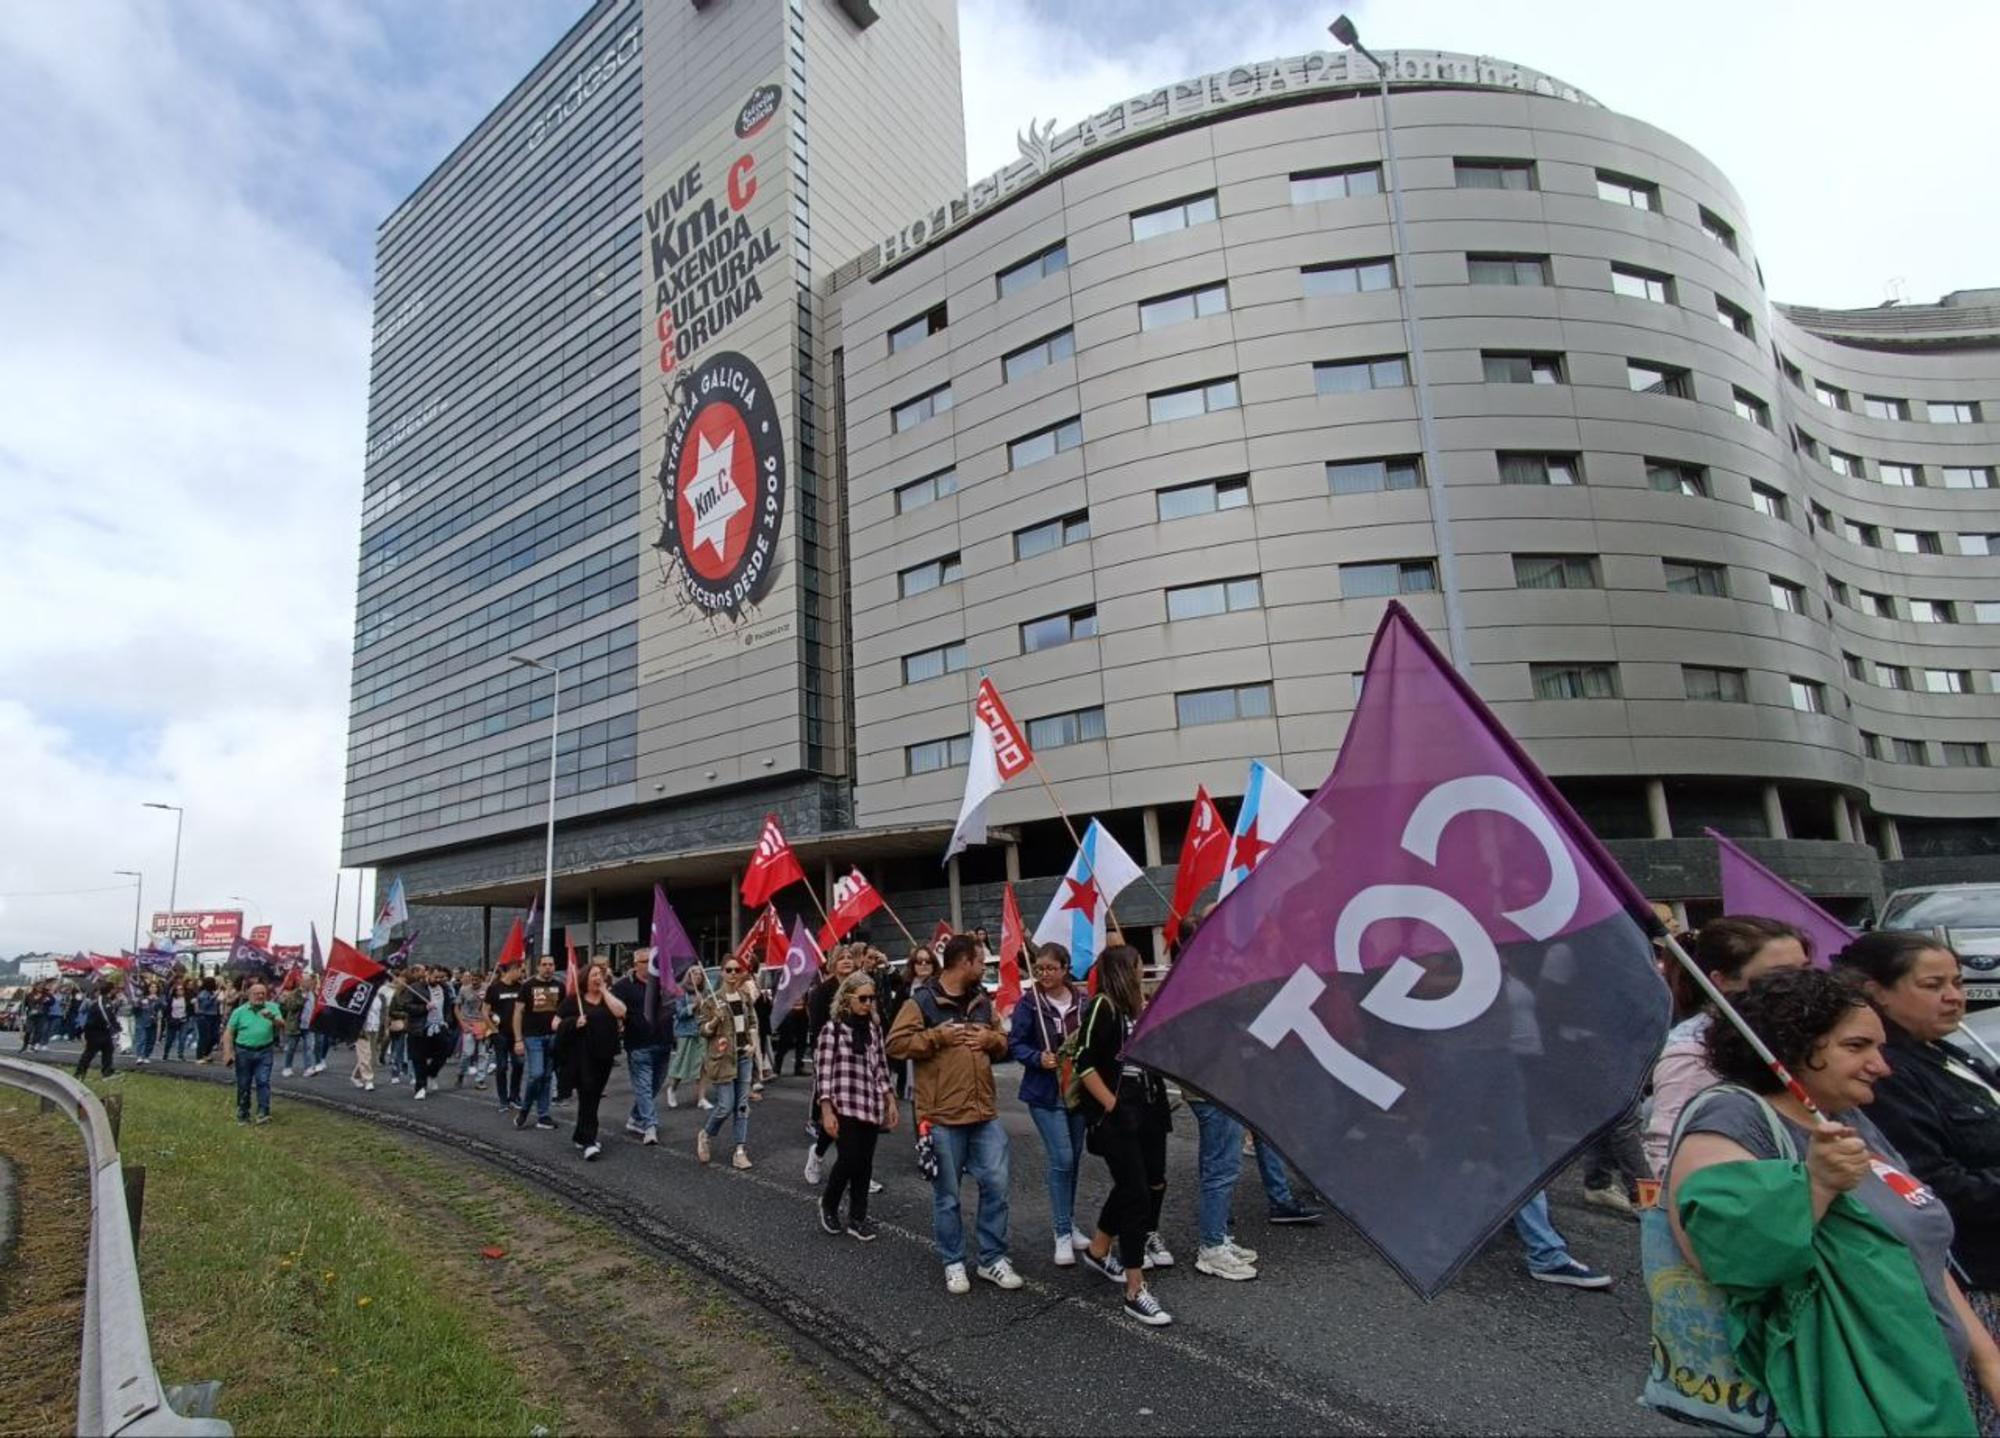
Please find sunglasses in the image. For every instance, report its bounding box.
[723,966,742,975]
[853,993,876,1003]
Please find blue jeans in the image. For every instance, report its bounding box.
[1253,1132,1298,1209]
[1512,1190,1573,1273]
[314,1031,332,1065]
[388,1030,411,1079]
[928,1118,1010,1268]
[284,1026,311,1069]
[135,1016,158,1059]
[521,1035,557,1119]
[626,1043,670,1130]
[1027,1103,1086,1240]
[703,1056,753,1147]
[1190,1100,1245,1248]
[234,1047,275,1118]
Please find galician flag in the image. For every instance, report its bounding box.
[372,875,408,952]
[1219,760,1308,898]
[1033,819,1144,978]
[945,677,1033,864]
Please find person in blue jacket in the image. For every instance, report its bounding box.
[1007,942,1090,1267]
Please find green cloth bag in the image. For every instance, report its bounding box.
[1679,1158,1976,1437]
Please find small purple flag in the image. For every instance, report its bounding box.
[768,919,821,1037]
[1127,603,1670,1297]
[1708,829,1849,967]
[647,884,700,1020]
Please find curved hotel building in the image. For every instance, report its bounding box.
[346,0,1999,961]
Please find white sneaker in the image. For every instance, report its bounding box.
[732,1146,753,1170]
[664,1086,679,1110]
[281,1067,293,1077]
[697,1097,714,1111]
[642,1126,658,1146]
[1054,1234,1077,1267]
[350,1076,364,1089]
[976,1258,1024,1290]
[943,1262,971,1295]
[364,1082,375,1091]
[1196,1244,1259,1281]
[1225,1237,1259,1265]
[1144,1232,1176,1269]
[624,1119,646,1136]
[413,1088,426,1101]
[583,1143,601,1161]
[1072,1227,1094,1251]
[868,1179,883,1194]
[804,1146,823,1185]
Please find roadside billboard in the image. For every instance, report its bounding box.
[150,910,244,949]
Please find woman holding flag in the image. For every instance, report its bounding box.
[1007,942,1090,1267]
[664,962,713,1111]
[698,956,762,1169]
[556,959,627,1161]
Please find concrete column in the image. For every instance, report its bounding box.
[729,868,743,948]
[1645,779,1672,840]
[947,856,963,931]
[1831,794,1855,844]
[481,906,491,967]
[1882,816,1905,861]
[1761,784,1788,840]
[1004,842,1021,884]
[1142,806,1164,869]
[586,887,597,956]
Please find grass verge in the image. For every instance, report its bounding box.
[0,1091,92,1437]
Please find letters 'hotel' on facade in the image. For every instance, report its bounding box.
[346,0,2000,961]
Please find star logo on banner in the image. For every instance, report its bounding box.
[684,429,747,561]
[1059,875,1101,921]
[1233,820,1272,874]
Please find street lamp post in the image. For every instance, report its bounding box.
[1329,14,1471,673]
[142,801,185,911]
[113,870,143,953]
[511,655,561,958]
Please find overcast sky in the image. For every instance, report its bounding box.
[1,0,1991,957]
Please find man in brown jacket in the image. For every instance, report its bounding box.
[886,934,1022,1295]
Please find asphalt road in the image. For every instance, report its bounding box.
[36,1037,1678,1436]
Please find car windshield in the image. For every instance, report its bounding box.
[1880,887,2000,932]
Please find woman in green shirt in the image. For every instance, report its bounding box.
[222,980,286,1125]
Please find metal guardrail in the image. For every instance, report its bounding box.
[0,1058,231,1437]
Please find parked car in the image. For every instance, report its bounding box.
[1880,882,2000,1007]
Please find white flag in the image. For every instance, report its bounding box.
[945,715,1001,864]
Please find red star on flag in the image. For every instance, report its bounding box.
[1233,820,1272,873]
[1059,875,1101,921]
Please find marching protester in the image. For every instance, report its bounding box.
[485,958,524,1112]
[1074,943,1175,1327]
[1835,930,2000,1430]
[132,980,162,1065]
[1167,919,1259,1281]
[803,946,861,1184]
[1663,965,2000,1433]
[1642,916,1811,1173]
[886,933,1021,1296]
[170,979,197,1060]
[611,951,670,1144]
[698,956,762,1168]
[351,978,383,1091]
[193,978,221,1063]
[556,959,626,1160]
[72,978,120,1081]
[455,968,488,1088]
[280,976,312,1076]
[816,970,898,1239]
[221,979,286,1124]
[514,953,564,1130]
[664,961,712,1111]
[888,946,935,1100]
[401,965,457,1100]
[383,969,412,1083]
[1007,941,1090,1266]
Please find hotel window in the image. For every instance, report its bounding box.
[1779,354,1804,387]
[1466,253,1549,286]
[1020,607,1098,653]
[1859,590,1895,618]
[1699,207,1739,252]
[902,641,969,685]
[1454,158,1537,189]
[1978,601,2000,624]
[1302,257,1396,296]
[1341,559,1438,598]
[1945,742,1992,769]
[1768,577,1805,614]
[1924,668,1972,694]
[1001,328,1076,383]
[1880,462,1921,488]
[1158,475,1250,520]
[1794,429,1822,460]
[1750,483,1789,521]
[1828,450,1865,479]
[1842,652,1866,682]
[1176,683,1274,727]
[1532,662,1619,699]
[1943,467,1998,490]
[1930,400,1981,424]
[1788,678,1827,714]
[1876,663,1911,690]
[1812,503,1835,531]
[1483,351,1565,384]
[1893,529,1942,555]
[1131,191,1218,242]
[1008,416,1083,469]
[1629,360,1693,398]
[898,553,964,597]
[1139,283,1228,330]
[894,467,958,513]
[1909,598,1956,624]
[1329,456,1423,495]
[1716,297,1754,337]
[1316,355,1409,394]
[1499,452,1582,486]
[1026,706,1106,750]
[1960,533,1998,556]
[1841,519,1881,548]
[906,734,972,774]
[1290,164,1382,203]
[1729,389,1772,428]
[1611,264,1674,303]
[1664,559,1728,597]
[1814,381,1849,411]
[1861,731,1884,760]
[1892,738,1930,766]
[888,303,946,354]
[891,382,953,434]
[1148,376,1240,423]
[1828,577,1851,607]
[996,240,1069,299]
[1684,666,1748,702]
[1166,576,1262,621]
[1014,510,1090,560]
[1513,553,1601,590]
[1648,460,1708,497]
[1863,395,1909,421]
[1596,170,1659,210]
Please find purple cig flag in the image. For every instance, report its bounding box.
[1709,829,1850,968]
[1127,603,1670,1297]
[648,884,701,1020]
[769,919,822,1035]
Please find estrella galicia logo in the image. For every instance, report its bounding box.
[657,351,785,618]
[735,84,782,139]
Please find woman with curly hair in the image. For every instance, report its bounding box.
[1662,966,2000,1434]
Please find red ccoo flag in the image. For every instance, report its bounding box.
[741,814,807,910]
[494,914,526,971]
[1165,785,1230,949]
[737,906,787,969]
[996,883,1025,1015]
[931,919,954,953]
[818,868,885,950]
[564,935,580,997]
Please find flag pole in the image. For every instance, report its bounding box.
[872,895,920,950]
[1658,930,1831,1124]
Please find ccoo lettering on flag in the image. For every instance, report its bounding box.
[741,815,806,910]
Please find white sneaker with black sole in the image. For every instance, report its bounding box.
[583,1143,601,1161]
[1123,1285,1173,1326]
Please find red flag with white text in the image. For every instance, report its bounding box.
[818,868,885,950]
[996,883,1025,1014]
[945,677,1035,862]
[741,814,807,910]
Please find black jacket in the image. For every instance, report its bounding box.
[610,975,659,1049]
[1866,1026,2000,1290]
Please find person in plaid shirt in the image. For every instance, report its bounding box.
[816,970,899,1241]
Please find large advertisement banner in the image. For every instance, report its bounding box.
[150,910,244,948]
